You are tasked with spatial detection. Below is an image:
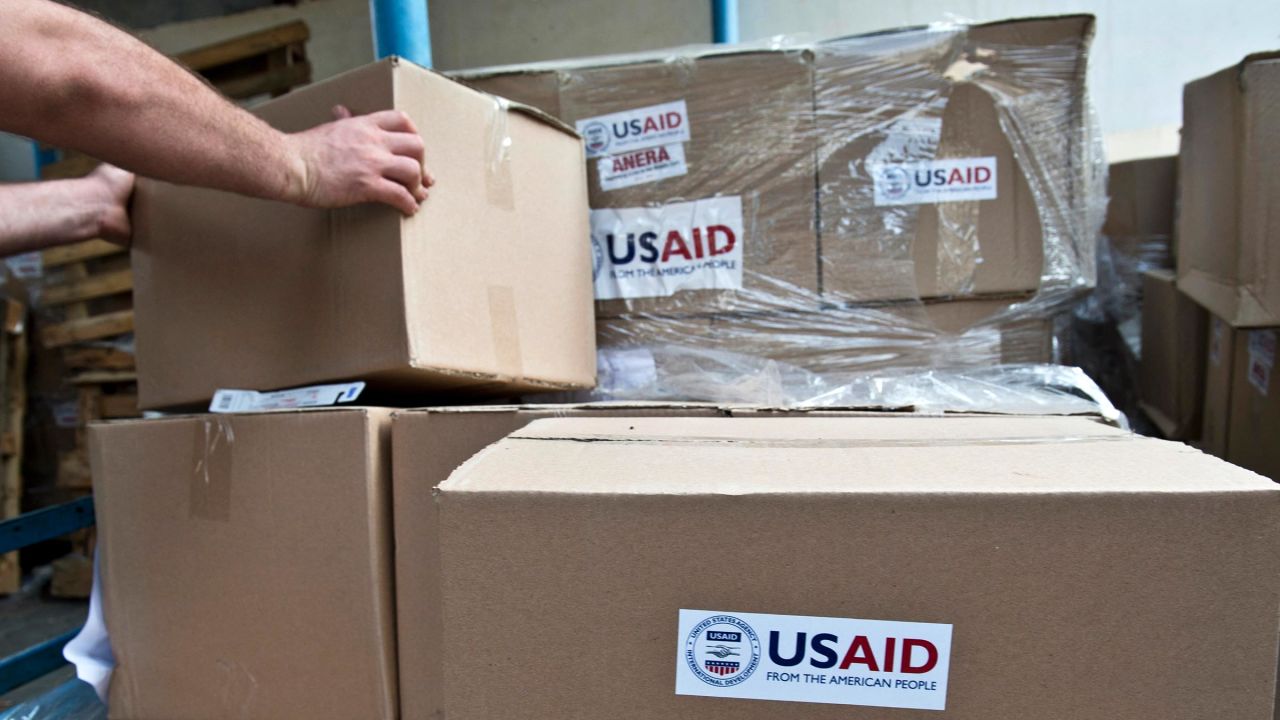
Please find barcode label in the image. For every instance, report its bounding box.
[208,381,365,413]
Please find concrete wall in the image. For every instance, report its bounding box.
[428,0,711,70]
[738,0,1280,159]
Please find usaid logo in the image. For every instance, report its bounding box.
[582,121,611,155]
[873,156,998,207]
[685,615,761,687]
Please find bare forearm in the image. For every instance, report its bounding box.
[0,179,111,254]
[0,0,303,202]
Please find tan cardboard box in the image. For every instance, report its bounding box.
[91,409,396,720]
[1201,313,1236,458]
[1138,269,1208,439]
[133,58,595,410]
[1103,155,1176,239]
[463,49,819,319]
[424,415,1280,718]
[1177,52,1280,327]
[817,16,1095,303]
[1227,328,1280,481]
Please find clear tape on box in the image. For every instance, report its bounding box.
[459,17,1107,409]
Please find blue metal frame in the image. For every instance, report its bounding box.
[370,0,432,68]
[0,497,95,556]
[0,497,96,694]
[712,0,739,44]
[0,629,81,696]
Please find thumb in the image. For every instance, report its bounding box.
[331,104,353,120]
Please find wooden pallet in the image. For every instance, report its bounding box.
[0,299,28,595]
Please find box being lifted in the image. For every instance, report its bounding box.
[132,57,596,410]
[423,415,1280,719]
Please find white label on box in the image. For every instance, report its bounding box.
[872,156,998,206]
[576,100,690,158]
[590,196,744,301]
[676,609,952,710]
[209,381,365,413]
[52,400,80,429]
[1247,329,1276,396]
[6,252,42,280]
[597,142,688,191]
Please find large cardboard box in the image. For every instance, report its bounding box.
[817,16,1096,303]
[1227,328,1280,481]
[1177,52,1280,327]
[392,402,741,720]
[91,409,396,720]
[464,49,819,318]
[1201,313,1237,458]
[1103,156,1176,240]
[1138,269,1207,439]
[424,415,1280,718]
[133,58,596,410]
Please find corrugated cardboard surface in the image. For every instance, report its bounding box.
[1227,328,1280,481]
[391,402,732,720]
[1177,54,1280,327]
[90,408,397,720]
[433,415,1280,719]
[133,58,594,410]
[817,16,1091,303]
[1201,313,1236,457]
[1103,156,1176,239]
[1139,269,1207,439]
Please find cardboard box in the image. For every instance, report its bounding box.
[1138,269,1208,439]
[1103,156,1176,239]
[1201,313,1236,458]
[466,49,819,318]
[91,409,396,720]
[392,402,738,720]
[1227,328,1280,481]
[817,16,1095,303]
[1177,52,1280,327]
[133,57,596,410]
[425,415,1280,718]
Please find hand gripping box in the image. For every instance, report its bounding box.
[413,415,1280,719]
[132,57,595,410]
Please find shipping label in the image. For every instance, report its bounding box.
[576,100,690,158]
[676,609,952,711]
[1247,329,1276,396]
[209,381,365,413]
[590,196,744,301]
[872,156,998,206]
[597,142,687,191]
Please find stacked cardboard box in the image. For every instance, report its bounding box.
[458,15,1101,395]
[92,409,1280,719]
[1177,52,1280,479]
[132,58,597,410]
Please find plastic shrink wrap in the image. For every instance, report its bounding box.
[457,15,1107,408]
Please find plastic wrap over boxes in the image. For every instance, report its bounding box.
[458,16,1105,399]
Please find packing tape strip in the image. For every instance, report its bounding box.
[190,416,234,522]
[487,285,523,379]
[485,97,516,210]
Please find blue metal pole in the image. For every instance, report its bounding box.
[370,0,432,68]
[0,497,95,555]
[0,628,81,694]
[712,0,739,44]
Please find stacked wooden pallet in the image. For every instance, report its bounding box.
[24,22,312,597]
[0,298,27,595]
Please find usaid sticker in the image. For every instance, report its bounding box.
[576,100,690,158]
[590,196,743,301]
[676,609,952,711]
[1247,329,1277,396]
[598,142,688,191]
[872,156,997,206]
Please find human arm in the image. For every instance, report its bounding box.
[0,0,432,214]
[0,165,133,256]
